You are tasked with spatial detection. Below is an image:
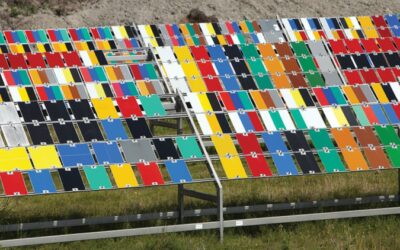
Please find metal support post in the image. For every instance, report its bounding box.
[178,184,184,223]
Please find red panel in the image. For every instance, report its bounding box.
[392,37,400,50]
[3,31,14,43]
[165,25,179,46]
[45,52,64,67]
[362,105,379,124]
[318,31,327,40]
[116,96,143,118]
[36,86,48,100]
[376,68,396,82]
[218,92,236,111]
[26,53,46,68]
[190,46,210,61]
[360,69,379,84]
[0,54,9,69]
[123,39,133,49]
[372,15,388,28]
[90,28,100,40]
[136,162,165,186]
[360,39,380,53]
[196,61,222,91]
[377,27,393,38]
[47,29,57,42]
[79,67,92,82]
[344,39,363,53]
[8,54,28,69]
[392,68,400,79]
[0,171,28,196]
[391,103,400,120]
[112,83,124,97]
[225,35,234,45]
[129,64,143,80]
[377,38,397,52]
[313,87,329,106]
[336,30,345,40]
[25,30,34,43]
[62,51,82,67]
[3,71,15,85]
[343,70,363,85]
[247,111,264,132]
[225,22,235,34]
[68,28,79,41]
[328,39,348,54]
[299,31,308,40]
[236,133,272,177]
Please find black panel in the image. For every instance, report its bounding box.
[58,168,85,191]
[152,138,179,160]
[78,121,104,142]
[26,87,37,101]
[384,53,400,67]
[206,93,222,111]
[44,101,71,121]
[87,42,95,51]
[68,99,95,119]
[65,42,73,51]
[381,84,397,101]
[70,68,82,82]
[336,55,356,69]
[94,50,108,65]
[124,25,136,38]
[102,83,113,97]
[223,45,243,59]
[26,124,53,145]
[212,23,222,34]
[126,118,152,139]
[22,44,31,53]
[341,106,359,126]
[18,102,45,122]
[339,18,348,29]
[352,54,371,69]
[44,43,52,52]
[215,113,232,133]
[108,40,117,50]
[284,130,321,174]
[0,88,10,101]
[369,53,388,68]
[53,123,80,143]
[298,88,315,106]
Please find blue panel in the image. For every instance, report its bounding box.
[172,24,185,46]
[383,104,400,124]
[57,143,95,167]
[322,87,336,105]
[289,19,298,30]
[28,170,57,194]
[250,33,259,43]
[308,18,317,30]
[55,30,63,41]
[11,31,19,43]
[11,71,22,85]
[231,22,241,33]
[238,112,254,132]
[327,18,335,29]
[88,67,99,81]
[261,132,298,176]
[44,87,56,100]
[32,30,41,42]
[130,38,139,48]
[207,45,227,60]
[230,92,244,109]
[98,28,106,39]
[385,14,400,27]
[92,141,124,164]
[138,64,150,79]
[371,104,389,124]
[76,29,83,40]
[165,160,192,183]
[391,27,400,37]
[101,119,128,140]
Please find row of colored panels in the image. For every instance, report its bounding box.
[0,160,193,197]
[212,125,400,179]
[328,37,400,54]
[0,136,203,172]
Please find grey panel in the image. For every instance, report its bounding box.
[269,89,285,108]
[152,80,165,94]
[2,124,29,146]
[76,84,89,99]
[0,133,4,147]
[360,84,378,103]
[314,56,336,72]
[322,71,343,86]
[308,41,328,57]
[264,32,285,43]
[116,39,127,50]
[259,19,281,32]
[120,139,157,163]
[0,103,20,124]
[45,69,57,84]
[219,21,229,34]
[120,65,133,81]
[159,25,172,46]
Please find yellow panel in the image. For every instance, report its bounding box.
[181,62,207,92]
[9,44,17,54]
[137,81,150,95]
[179,25,194,46]
[217,35,227,45]
[119,26,129,39]
[104,66,117,81]
[249,91,268,110]
[239,21,249,33]
[206,113,222,134]
[313,31,321,40]
[37,43,46,53]
[96,41,105,50]
[91,98,119,119]
[59,43,68,52]
[345,17,354,28]
[18,87,29,101]
[206,23,216,35]
[342,86,360,104]
[294,32,303,41]
[16,44,25,53]
[29,69,42,85]
[351,30,359,39]
[52,43,60,52]
[28,146,62,169]
[371,83,389,103]
[357,16,374,27]
[291,89,306,107]
[332,31,341,40]
[61,85,73,99]
[62,68,74,83]
[197,93,213,112]
[88,51,100,65]
[110,164,139,188]
[333,107,349,126]
[0,147,32,171]
[211,134,247,179]
[94,84,106,98]
[173,46,194,62]
[144,25,158,47]
[363,27,379,39]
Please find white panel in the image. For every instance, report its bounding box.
[79,51,92,66]
[195,114,213,135]
[156,47,177,62]
[228,112,246,133]
[54,68,67,84]
[281,19,297,41]
[137,25,152,47]
[259,110,277,131]
[2,124,29,147]
[0,103,20,123]
[280,89,298,108]
[199,23,211,36]
[279,110,296,130]
[231,34,240,45]
[389,82,400,101]
[301,18,316,40]
[300,107,326,129]
[169,78,190,94]
[322,107,340,128]
[187,93,203,113]
[111,26,123,39]
[349,17,362,29]
[8,87,21,102]
[0,133,4,147]
[86,84,99,98]
[256,33,266,43]
[344,29,354,39]
[319,18,335,40]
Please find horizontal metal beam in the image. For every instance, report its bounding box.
[2,206,400,247]
[182,188,218,202]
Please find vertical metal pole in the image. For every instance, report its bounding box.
[217,187,224,242]
[178,184,184,223]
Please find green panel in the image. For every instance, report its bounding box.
[38,30,49,43]
[17,30,27,43]
[83,166,112,190]
[373,125,400,168]
[139,95,167,116]
[59,29,70,42]
[81,28,92,41]
[308,129,346,173]
[103,27,114,40]
[255,74,274,89]
[330,87,347,105]
[298,57,318,72]
[176,136,204,159]
[246,60,273,89]
[240,44,260,59]
[186,24,200,46]
[0,33,6,44]
[95,67,108,82]
[145,64,158,80]
[126,82,139,96]
[237,91,254,110]
[247,59,267,73]
[305,72,325,87]
[245,20,255,33]
[269,111,285,130]
[290,109,307,129]
[290,41,310,56]
[19,70,31,85]
[52,86,64,100]
[237,34,246,44]
[352,106,370,126]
